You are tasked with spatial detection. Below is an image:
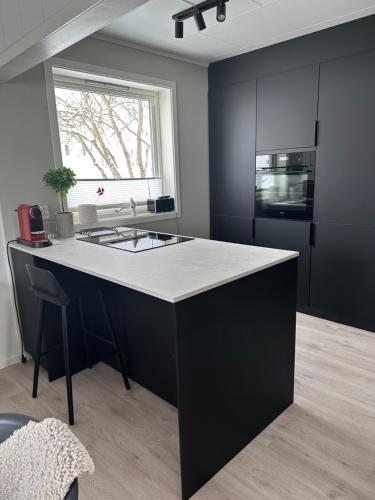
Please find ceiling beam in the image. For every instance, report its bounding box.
[0,0,148,82]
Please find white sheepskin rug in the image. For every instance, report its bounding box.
[0,417,94,499]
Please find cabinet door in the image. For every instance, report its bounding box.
[254,218,311,306]
[211,215,254,245]
[310,224,375,332]
[314,52,375,225]
[256,65,319,151]
[209,81,256,218]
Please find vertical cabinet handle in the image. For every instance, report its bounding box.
[252,218,256,239]
[314,120,319,146]
[309,223,315,246]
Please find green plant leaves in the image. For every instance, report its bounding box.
[43,167,77,196]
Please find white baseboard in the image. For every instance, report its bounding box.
[0,352,29,370]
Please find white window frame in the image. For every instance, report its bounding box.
[44,58,181,226]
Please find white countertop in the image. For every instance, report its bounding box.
[10,230,298,303]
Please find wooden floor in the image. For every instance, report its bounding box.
[0,313,374,499]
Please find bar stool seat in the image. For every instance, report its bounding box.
[26,264,130,426]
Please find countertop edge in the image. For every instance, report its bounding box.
[9,242,298,303]
[171,252,298,302]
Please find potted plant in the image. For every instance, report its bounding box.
[43,167,77,238]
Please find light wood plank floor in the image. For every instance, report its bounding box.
[0,313,374,499]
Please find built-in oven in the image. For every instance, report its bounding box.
[255,151,316,220]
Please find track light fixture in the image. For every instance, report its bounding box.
[175,20,183,38]
[194,11,206,32]
[172,0,229,39]
[216,1,226,22]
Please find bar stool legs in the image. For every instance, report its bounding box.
[30,284,129,426]
[78,298,92,369]
[32,301,74,425]
[61,305,74,426]
[32,300,45,399]
[98,289,131,391]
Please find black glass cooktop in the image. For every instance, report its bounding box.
[78,228,193,253]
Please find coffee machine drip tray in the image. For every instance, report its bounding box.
[78,228,193,253]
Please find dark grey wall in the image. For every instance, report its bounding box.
[209,15,375,88]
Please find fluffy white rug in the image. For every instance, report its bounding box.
[0,417,94,499]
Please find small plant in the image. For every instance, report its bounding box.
[43,167,77,213]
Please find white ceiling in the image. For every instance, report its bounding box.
[97,0,375,65]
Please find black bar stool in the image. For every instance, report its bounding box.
[26,264,130,426]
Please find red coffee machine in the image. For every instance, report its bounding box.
[17,204,52,248]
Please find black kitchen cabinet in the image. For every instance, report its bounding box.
[309,224,375,331]
[314,51,375,226]
[211,215,254,245]
[254,218,311,306]
[209,80,256,218]
[256,65,319,151]
[208,17,375,332]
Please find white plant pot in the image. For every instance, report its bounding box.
[78,204,98,224]
[56,212,74,238]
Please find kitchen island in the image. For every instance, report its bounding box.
[10,230,298,499]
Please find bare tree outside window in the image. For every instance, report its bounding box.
[55,87,154,180]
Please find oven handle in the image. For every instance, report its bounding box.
[256,170,314,175]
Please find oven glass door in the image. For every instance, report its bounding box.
[255,152,315,220]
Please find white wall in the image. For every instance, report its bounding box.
[0,65,60,241]
[0,203,21,369]
[0,64,60,369]
[0,37,210,366]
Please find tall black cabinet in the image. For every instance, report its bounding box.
[210,81,256,244]
[209,15,375,332]
[309,51,375,331]
[253,65,319,308]
[256,65,319,151]
[314,51,375,226]
[309,224,375,331]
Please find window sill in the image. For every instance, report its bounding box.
[74,210,179,231]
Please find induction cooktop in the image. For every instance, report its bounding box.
[78,228,193,253]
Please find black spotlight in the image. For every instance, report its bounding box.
[173,0,228,38]
[194,10,206,31]
[216,1,226,22]
[175,20,183,38]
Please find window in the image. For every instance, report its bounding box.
[50,66,178,220]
